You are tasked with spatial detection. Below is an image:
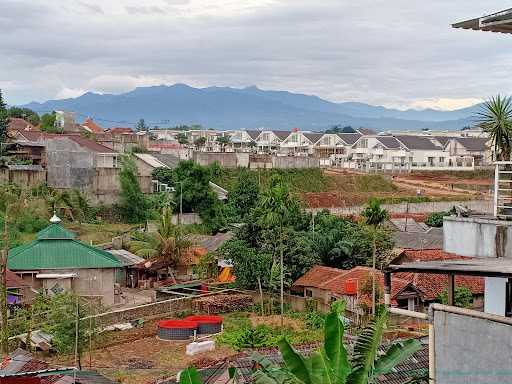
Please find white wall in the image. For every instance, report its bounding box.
[484,277,507,316]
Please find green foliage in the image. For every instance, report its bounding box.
[212,168,332,194]
[216,313,323,351]
[252,303,422,384]
[176,132,189,144]
[0,89,8,142]
[216,135,231,151]
[152,161,227,233]
[7,106,40,126]
[438,286,474,308]
[425,211,450,227]
[129,207,191,264]
[476,95,512,160]
[217,240,272,290]
[136,118,148,132]
[194,136,207,148]
[118,156,150,223]
[361,198,389,227]
[227,168,260,221]
[40,112,59,133]
[11,292,98,355]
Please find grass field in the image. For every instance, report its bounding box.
[213,168,396,194]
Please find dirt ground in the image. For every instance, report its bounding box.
[45,320,237,384]
[303,169,492,208]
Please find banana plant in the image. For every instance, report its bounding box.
[253,301,421,384]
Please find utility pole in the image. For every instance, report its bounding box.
[178,182,183,226]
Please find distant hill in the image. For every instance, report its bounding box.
[22,84,479,131]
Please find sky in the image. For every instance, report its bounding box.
[1,0,511,110]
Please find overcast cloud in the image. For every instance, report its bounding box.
[1,0,511,110]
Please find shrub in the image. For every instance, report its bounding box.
[438,286,474,308]
[425,211,450,227]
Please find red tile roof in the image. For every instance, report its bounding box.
[109,127,133,134]
[394,271,484,300]
[292,265,346,288]
[81,118,104,134]
[66,135,116,153]
[401,249,472,262]
[294,260,484,303]
[15,132,116,153]
[8,118,37,132]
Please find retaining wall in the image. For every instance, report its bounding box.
[308,199,492,216]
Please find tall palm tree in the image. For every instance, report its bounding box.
[130,207,191,266]
[257,178,293,326]
[476,95,512,161]
[361,198,389,316]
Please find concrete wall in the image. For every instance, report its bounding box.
[433,308,512,383]
[308,199,492,216]
[17,268,116,307]
[0,169,46,187]
[45,139,96,189]
[443,216,512,258]
[272,156,320,169]
[193,152,239,168]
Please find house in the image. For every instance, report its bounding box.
[293,256,484,314]
[7,118,37,134]
[8,215,122,306]
[256,130,290,153]
[6,269,30,307]
[279,131,322,156]
[54,111,79,133]
[444,137,490,166]
[81,117,104,134]
[394,135,447,169]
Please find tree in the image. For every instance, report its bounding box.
[176,132,189,145]
[361,198,389,316]
[251,303,421,384]
[40,112,59,133]
[152,161,227,233]
[476,95,512,161]
[228,168,260,220]
[216,136,231,152]
[136,118,148,132]
[438,286,473,308]
[0,89,8,145]
[257,176,295,326]
[194,136,207,151]
[7,106,40,126]
[118,156,149,223]
[0,185,26,355]
[130,207,191,265]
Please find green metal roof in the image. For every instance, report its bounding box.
[37,224,77,240]
[8,224,122,270]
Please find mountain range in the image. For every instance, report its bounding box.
[22,84,481,131]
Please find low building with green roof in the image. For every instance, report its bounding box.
[9,215,123,306]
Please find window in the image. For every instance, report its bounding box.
[439,157,445,163]
[359,139,368,148]
[305,289,313,298]
[113,156,119,168]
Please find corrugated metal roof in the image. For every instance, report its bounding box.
[37,224,76,240]
[134,153,168,168]
[108,249,145,266]
[9,224,122,270]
